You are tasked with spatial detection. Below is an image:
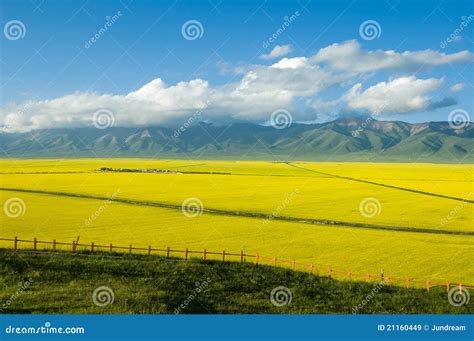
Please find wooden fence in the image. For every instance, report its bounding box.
[0,236,471,293]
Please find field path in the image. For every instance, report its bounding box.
[285,163,474,203]
[1,187,473,236]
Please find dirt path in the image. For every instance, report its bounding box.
[1,187,473,236]
[285,163,474,203]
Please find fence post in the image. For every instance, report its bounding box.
[110,243,113,253]
[240,251,244,263]
[91,242,94,252]
[291,259,295,270]
[256,253,259,265]
[386,275,391,286]
[53,239,56,252]
[348,271,352,280]
[166,247,170,258]
[185,248,189,260]
[148,245,151,255]
[203,249,207,260]
[426,280,431,291]
[14,236,18,250]
[129,244,132,254]
[33,237,37,251]
[272,256,277,266]
[310,263,314,273]
[446,282,450,293]
[72,240,75,252]
[367,273,371,282]
[222,250,225,261]
[328,266,333,278]
[406,277,410,288]
[459,284,463,295]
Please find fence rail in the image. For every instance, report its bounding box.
[0,236,471,292]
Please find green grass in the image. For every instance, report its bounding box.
[0,250,471,314]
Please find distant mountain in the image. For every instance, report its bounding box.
[1,117,472,162]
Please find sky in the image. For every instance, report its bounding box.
[0,0,473,132]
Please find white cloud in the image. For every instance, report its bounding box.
[1,40,472,132]
[260,44,293,60]
[271,57,308,69]
[313,40,474,73]
[344,76,455,114]
[450,83,466,92]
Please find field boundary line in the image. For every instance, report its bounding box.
[1,236,471,291]
[1,187,473,236]
[285,162,474,204]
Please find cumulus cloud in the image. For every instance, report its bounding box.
[1,40,472,132]
[344,76,455,114]
[260,44,293,60]
[313,40,474,73]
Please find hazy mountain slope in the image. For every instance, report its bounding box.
[0,118,472,162]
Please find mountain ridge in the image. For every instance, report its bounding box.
[1,117,472,162]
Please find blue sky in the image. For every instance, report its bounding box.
[1,0,473,131]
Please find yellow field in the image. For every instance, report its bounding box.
[1,159,473,287]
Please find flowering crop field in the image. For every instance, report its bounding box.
[1,159,473,287]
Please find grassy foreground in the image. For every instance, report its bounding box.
[0,250,471,314]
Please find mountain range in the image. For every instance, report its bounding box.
[1,117,472,162]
